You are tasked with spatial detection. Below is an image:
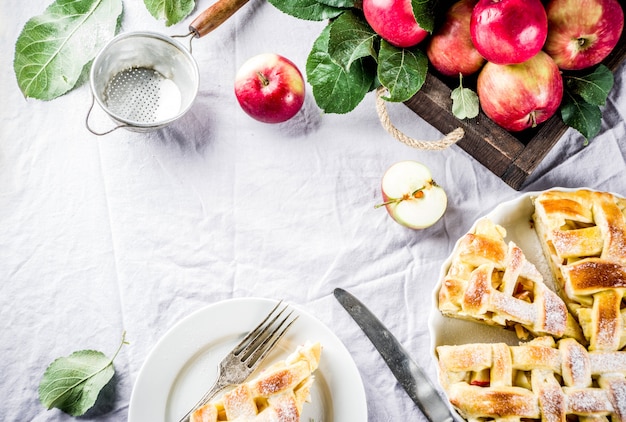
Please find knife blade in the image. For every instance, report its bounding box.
[334,287,456,422]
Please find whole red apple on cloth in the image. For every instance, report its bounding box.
[363,0,429,48]
[477,51,563,132]
[426,0,485,77]
[544,0,624,70]
[234,53,305,124]
[470,0,548,64]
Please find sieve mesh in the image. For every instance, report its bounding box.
[103,67,182,124]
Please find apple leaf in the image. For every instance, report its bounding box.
[306,25,375,113]
[143,0,195,26]
[316,0,355,7]
[451,74,479,120]
[377,40,428,102]
[564,65,614,106]
[14,0,123,100]
[268,0,345,21]
[328,11,378,71]
[560,91,602,143]
[411,0,435,33]
[268,0,434,113]
[39,332,128,416]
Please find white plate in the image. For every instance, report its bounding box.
[128,297,368,422]
[427,188,582,420]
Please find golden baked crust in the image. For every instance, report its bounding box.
[437,336,626,421]
[439,218,583,341]
[533,189,626,351]
[191,342,321,422]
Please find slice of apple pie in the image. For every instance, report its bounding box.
[533,189,626,351]
[438,218,583,341]
[436,336,626,421]
[191,341,322,422]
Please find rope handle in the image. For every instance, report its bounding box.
[375,86,464,151]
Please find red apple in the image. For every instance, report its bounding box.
[477,51,563,132]
[544,0,624,70]
[363,0,429,48]
[234,53,305,124]
[426,0,485,77]
[470,0,548,65]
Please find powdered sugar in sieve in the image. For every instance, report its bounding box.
[103,67,182,124]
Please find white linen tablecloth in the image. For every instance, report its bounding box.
[1,1,625,421]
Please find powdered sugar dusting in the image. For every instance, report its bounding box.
[223,385,257,419]
[604,376,626,419]
[561,340,590,387]
[567,388,610,414]
[272,394,300,422]
[540,290,567,336]
[537,384,565,422]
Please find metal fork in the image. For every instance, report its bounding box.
[178,301,298,422]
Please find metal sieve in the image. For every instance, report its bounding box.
[87,31,199,134]
[86,0,250,135]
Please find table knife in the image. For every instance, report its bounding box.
[334,287,456,422]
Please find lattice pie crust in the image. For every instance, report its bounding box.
[436,189,626,421]
[191,342,321,422]
[439,218,583,342]
[533,189,626,352]
[437,336,626,421]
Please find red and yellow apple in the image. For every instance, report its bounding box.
[477,51,563,132]
[234,53,305,124]
[470,0,548,65]
[377,161,447,230]
[544,0,624,70]
[426,0,485,77]
[363,0,429,48]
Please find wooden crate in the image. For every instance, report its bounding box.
[404,29,626,190]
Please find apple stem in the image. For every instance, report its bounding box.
[530,111,538,128]
[374,186,427,209]
[256,71,270,87]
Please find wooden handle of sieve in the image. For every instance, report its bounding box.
[189,0,251,38]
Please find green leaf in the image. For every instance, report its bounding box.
[317,0,355,7]
[268,0,345,21]
[13,0,123,100]
[39,332,128,416]
[564,64,614,106]
[411,0,435,33]
[306,25,375,113]
[451,74,479,120]
[328,11,378,70]
[560,92,602,142]
[377,40,428,102]
[144,0,195,26]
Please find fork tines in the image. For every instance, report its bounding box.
[235,301,299,368]
[179,300,299,422]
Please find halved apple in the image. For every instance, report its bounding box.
[377,161,447,229]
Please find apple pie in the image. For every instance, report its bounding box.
[533,189,626,351]
[438,218,584,342]
[436,336,626,421]
[191,341,322,422]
